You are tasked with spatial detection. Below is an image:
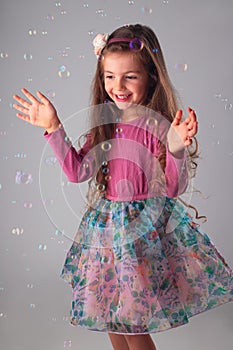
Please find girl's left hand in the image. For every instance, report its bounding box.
[167,107,198,155]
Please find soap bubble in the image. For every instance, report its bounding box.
[23,202,33,209]
[58,65,70,78]
[128,1,135,4]
[175,63,188,72]
[141,7,152,14]
[28,29,37,36]
[64,340,72,348]
[15,171,33,184]
[46,14,55,21]
[44,156,57,165]
[129,38,144,52]
[38,244,47,251]
[46,90,56,99]
[24,53,33,61]
[12,228,24,235]
[0,52,8,59]
[225,103,232,111]
[96,9,106,16]
[101,141,112,151]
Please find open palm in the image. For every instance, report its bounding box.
[13,88,60,132]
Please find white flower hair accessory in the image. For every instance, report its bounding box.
[92,33,109,58]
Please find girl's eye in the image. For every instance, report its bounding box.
[126,76,137,80]
[105,75,114,79]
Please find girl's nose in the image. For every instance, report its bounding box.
[114,78,125,91]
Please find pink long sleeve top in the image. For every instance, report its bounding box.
[44,113,189,201]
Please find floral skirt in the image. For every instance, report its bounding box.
[61,196,233,334]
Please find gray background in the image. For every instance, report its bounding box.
[1,0,233,349]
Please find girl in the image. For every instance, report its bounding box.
[13,24,233,350]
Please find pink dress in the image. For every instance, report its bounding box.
[44,113,233,334]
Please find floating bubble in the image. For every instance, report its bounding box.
[41,31,48,36]
[24,202,33,209]
[28,29,37,36]
[27,77,33,82]
[221,97,228,102]
[102,167,109,174]
[146,117,158,127]
[101,141,111,151]
[88,30,95,36]
[61,10,67,15]
[29,303,36,309]
[0,312,7,318]
[175,63,188,72]
[79,54,85,59]
[46,14,55,20]
[38,244,47,251]
[96,184,105,192]
[83,3,89,8]
[214,93,222,99]
[58,65,70,78]
[44,156,57,165]
[0,52,8,59]
[0,287,4,292]
[15,171,33,184]
[12,227,24,235]
[129,38,144,51]
[48,56,54,61]
[0,184,2,190]
[46,90,56,99]
[163,0,169,4]
[128,1,135,4]
[27,283,34,289]
[59,47,71,57]
[82,162,89,169]
[96,9,107,16]
[14,153,27,158]
[141,7,152,14]
[24,53,33,61]
[225,103,232,111]
[0,130,6,136]
[43,198,54,206]
[64,340,72,348]
[116,127,123,133]
[55,1,61,7]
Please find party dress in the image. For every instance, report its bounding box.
[44,112,233,334]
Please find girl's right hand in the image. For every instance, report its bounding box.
[13,88,61,133]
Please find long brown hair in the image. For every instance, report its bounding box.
[86,24,205,220]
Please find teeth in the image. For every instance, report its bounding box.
[116,95,129,99]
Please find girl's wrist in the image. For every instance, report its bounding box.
[46,120,61,134]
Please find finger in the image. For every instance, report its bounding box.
[13,94,31,108]
[21,87,39,104]
[13,103,29,114]
[172,110,183,126]
[36,90,50,105]
[16,113,30,123]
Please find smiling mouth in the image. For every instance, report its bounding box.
[115,94,131,102]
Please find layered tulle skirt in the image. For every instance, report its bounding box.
[61,196,233,334]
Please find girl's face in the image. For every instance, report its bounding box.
[102,51,148,113]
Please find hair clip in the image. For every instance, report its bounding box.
[92,33,109,58]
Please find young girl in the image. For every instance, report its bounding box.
[13,24,233,350]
